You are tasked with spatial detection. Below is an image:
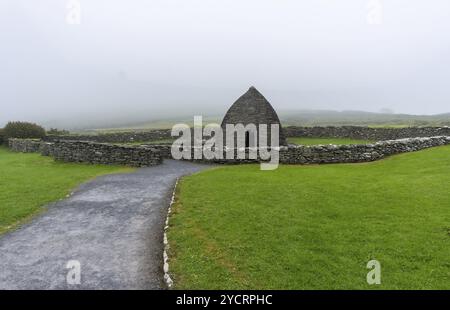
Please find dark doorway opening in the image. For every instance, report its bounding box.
[245,131,250,148]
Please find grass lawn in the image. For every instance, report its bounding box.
[0,147,133,234]
[288,137,374,145]
[168,145,450,289]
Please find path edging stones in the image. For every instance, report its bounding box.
[163,178,178,289]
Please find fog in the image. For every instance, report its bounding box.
[1,0,450,129]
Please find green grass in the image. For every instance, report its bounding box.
[169,145,450,289]
[288,137,374,145]
[0,147,133,234]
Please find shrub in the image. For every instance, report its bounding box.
[0,128,4,145]
[47,128,70,135]
[3,121,46,140]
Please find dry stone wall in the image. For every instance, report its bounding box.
[141,144,172,158]
[279,136,450,164]
[8,139,162,167]
[39,142,55,157]
[146,136,450,165]
[8,128,450,167]
[43,126,450,144]
[49,141,162,167]
[284,126,450,141]
[43,129,172,143]
[8,139,42,153]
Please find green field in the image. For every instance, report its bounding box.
[0,147,133,234]
[168,146,450,289]
[288,137,374,145]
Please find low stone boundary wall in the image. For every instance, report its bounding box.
[8,139,162,167]
[279,136,450,164]
[141,144,172,158]
[147,144,280,164]
[42,126,450,144]
[8,139,42,153]
[44,129,172,143]
[146,136,450,164]
[8,135,450,166]
[39,142,55,157]
[283,126,450,141]
[49,141,162,167]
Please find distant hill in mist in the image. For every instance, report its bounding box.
[278,110,450,127]
[52,109,450,133]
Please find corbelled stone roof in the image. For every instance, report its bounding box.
[221,86,286,145]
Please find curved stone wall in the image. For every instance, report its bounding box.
[9,131,450,167]
[149,136,450,165]
[279,136,450,164]
[42,126,450,144]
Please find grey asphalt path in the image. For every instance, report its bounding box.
[0,160,211,290]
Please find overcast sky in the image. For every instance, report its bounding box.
[1,0,450,128]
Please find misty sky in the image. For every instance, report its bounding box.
[1,0,450,128]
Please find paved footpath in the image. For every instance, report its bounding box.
[0,160,210,289]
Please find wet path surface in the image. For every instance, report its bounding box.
[0,160,210,289]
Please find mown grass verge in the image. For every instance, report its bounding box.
[169,146,450,289]
[0,146,133,234]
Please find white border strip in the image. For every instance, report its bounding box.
[163,177,178,288]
